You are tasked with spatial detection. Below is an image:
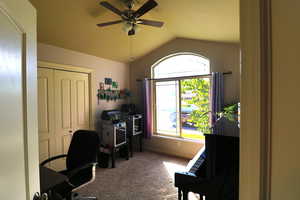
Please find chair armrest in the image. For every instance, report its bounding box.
[66,162,97,179]
[40,154,67,166]
[67,162,98,191]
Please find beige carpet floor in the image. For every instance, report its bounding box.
[78,151,199,200]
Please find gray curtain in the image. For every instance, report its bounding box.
[211,72,224,131]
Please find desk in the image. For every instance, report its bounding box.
[40,166,67,193]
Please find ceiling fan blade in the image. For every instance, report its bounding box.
[134,0,158,18]
[100,1,123,17]
[97,20,123,27]
[138,19,164,27]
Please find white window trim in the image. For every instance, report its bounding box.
[151,53,211,141]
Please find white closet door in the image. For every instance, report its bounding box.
[72,72,90,131]
[54,70,90,170]
[37,68,56,169]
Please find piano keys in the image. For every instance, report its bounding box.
[175,134,239,200]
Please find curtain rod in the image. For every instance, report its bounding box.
[136,71,232,82]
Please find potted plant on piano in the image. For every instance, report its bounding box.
[218,102,240,125]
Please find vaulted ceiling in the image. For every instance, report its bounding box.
[29,0,239,63]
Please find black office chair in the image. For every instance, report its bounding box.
[40,130,100,200]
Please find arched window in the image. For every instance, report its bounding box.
[153,53,210,78]
[152,53,211,140]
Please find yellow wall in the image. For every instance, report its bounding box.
[130,38,240,159]
[28,0,239,62]
[271,0,300,199]
[37,43,130,130]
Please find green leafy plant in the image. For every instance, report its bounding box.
[181,78,211,134]
[181,78,239,135]
[218,103,239,122]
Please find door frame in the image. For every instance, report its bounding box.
[240,0,272,200]
[0,0,39,199]
[37,61,95,129]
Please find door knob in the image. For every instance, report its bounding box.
[69,130,72,133]
[33,192,48,200]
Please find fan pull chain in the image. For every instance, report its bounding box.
[129,36,134,61]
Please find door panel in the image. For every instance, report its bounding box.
[76,80,86,126]
[74,76,89,130]
[0,1,38,199]
[37,68,56,168]
[62,135,72,154]
[39,140,50,165]
[54,70,90,170]
[54,71,73,170]
[61,79,72,129]
[38,78,49,132]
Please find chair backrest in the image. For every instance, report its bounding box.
[66,130,100,171]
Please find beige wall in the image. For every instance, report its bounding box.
[240,0,300,199]
[144,136,204,159]
[271,0,300,199]
[129,38,240,159]
[37,43,130,130]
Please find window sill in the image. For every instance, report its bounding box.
[152,133,205,144]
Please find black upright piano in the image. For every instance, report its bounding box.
[175,134,239,200]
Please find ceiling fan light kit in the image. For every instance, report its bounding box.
[122,22,140,35]
[97,0,164,36]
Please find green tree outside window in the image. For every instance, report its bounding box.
[181,78,211,134]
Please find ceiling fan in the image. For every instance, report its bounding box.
[97,0,164,36]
